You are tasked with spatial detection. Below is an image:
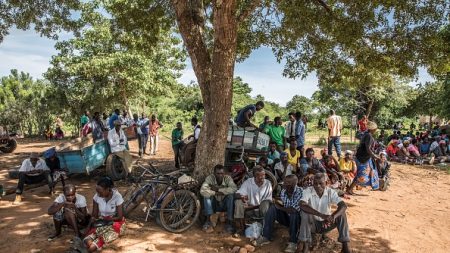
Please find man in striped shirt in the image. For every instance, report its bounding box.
[254,175,302,253]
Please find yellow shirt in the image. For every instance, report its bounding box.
[339,158,354,172]
[284,149,300,171]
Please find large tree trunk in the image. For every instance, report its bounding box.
[172,0,238,181]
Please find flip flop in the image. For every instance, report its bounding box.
[48,234,61,241]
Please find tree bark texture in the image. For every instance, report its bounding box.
[172,0,238,181]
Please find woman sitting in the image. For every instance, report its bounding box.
[339,150,357,187]
[81,177,125,252]
[347,121,380,195]
[397,140,416,164]
[386,140,401,162]
[284,138,300,172]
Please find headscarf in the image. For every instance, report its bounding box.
[367,121,378,131]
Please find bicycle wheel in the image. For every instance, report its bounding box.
[264,169,277,189]
[158,189,200,233]
[123,185,151,217]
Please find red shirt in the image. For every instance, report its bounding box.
[150,120,161,136]
[358,119,368,132]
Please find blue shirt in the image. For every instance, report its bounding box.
[236,104,256,125]
[295,119,305,147]
[108,113,119,129]
[139,118,150,135]
[280,186,303,212]
[419,143,430,154]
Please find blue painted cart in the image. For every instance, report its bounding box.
[50,127,134,180]
[57,139,112,175]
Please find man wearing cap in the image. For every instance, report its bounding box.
[15,152,53,203]
[45,148,66,191]
[107,120,132,176]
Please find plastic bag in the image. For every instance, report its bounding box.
[245,222,262,239]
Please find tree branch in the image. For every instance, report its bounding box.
[314,0,332,15]
[237,0,261,24]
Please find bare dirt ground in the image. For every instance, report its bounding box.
[1,137,449,253]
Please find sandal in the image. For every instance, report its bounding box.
[48,234,61,241]
[202,222,214,233]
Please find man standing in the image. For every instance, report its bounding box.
[234,166,272,233]
[298,173,351,253]
[149,114,163,155]
[200,164,237,233]
[235,101,265,128]
[172,122,184,168]
[285,112,296,144]
[80,111,90,128]
[107,120,132,176]
[47,184,89,240]
[295,111,306,159]
[15,153,53,203]
[91,112,107,142]
[132,113,145,157]
[140,113,150,154]
[181,117,201,166]
[259,116,271,131]
[254,175,302,253]
[108,109,121,130]
[264,117,286,152]
[327,110,343,158]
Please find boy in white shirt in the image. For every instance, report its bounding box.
[47,184,89,240]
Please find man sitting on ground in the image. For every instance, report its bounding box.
[234,166,273,234]
[235,101,265,128]
[200,164,237,234]
[107,120,132,176]
[298,173,351,253]
[267,141,281,165]
[254,175,302,253]
[47,184,89,240]
[14,152,53,203]
[274,152,294,182]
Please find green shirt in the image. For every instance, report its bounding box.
[200,174,237,198]
[264,125,286,146]
[172,128,183,146]
[80,115,89,126]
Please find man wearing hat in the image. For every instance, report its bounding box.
[44,148,66,191]
[15,152,53,203]
[107,120,132,176]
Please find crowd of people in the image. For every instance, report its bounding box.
[8,101,450,253]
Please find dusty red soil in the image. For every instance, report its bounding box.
[1,137,449,253]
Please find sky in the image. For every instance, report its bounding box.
[0,29,435,106]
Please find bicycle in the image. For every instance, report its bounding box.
[122,162,200,233]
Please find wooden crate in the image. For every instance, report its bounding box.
[227,127,270,150]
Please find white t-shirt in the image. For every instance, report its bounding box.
[236,178,272,206]
[93,189,124,217]
[107,128,127,153]
[301,186,342,221]
[19,158,50,172]
[193,125,201,140]
[54,193,87,209]
[327,115,342,137]
[274,162,293,180]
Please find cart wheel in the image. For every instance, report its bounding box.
[0,138,17,153]
[106,154,128,181]
[158,189,200,233]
